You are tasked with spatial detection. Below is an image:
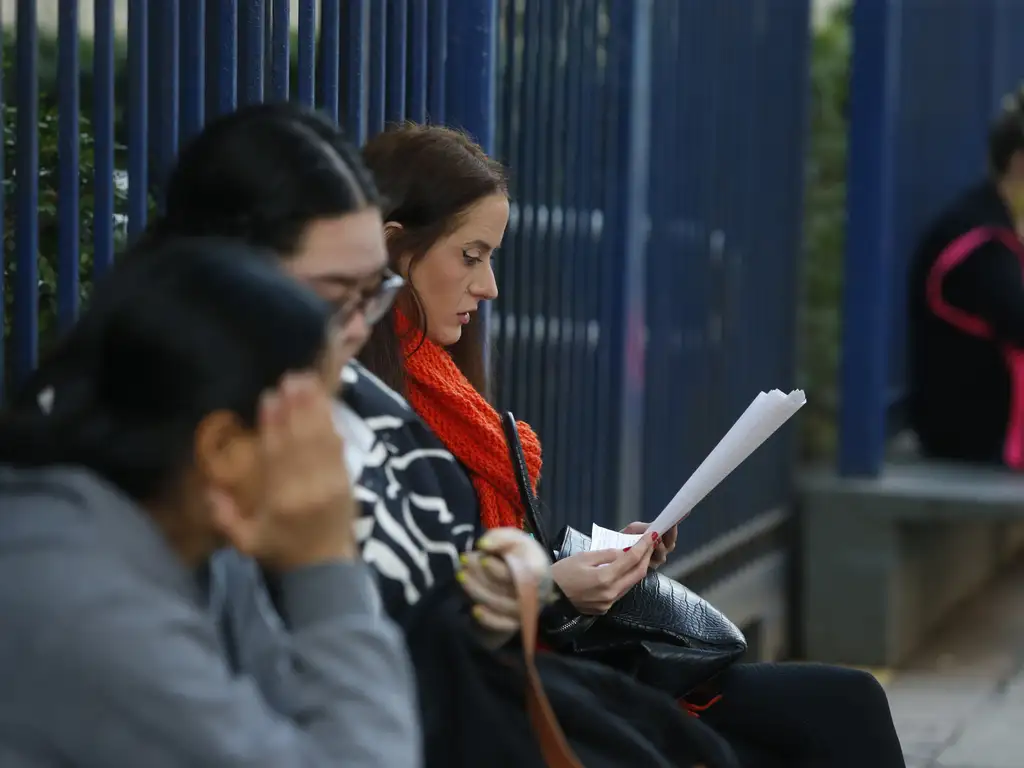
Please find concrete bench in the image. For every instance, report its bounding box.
[799,459,1024,667]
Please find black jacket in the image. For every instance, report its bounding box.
[908,181,1024,463]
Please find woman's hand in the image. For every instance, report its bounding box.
[551,532,656,615]
[622,521,678,568]
[459,528,553,646]
[212,372,359,571]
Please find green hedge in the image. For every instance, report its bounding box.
[4,33,131,140]
[798,4,850,460]
[2,36,131,397]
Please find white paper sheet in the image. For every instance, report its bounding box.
[590,524,643,552]
[588,389,806,549]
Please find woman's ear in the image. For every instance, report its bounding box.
[383,221,414,279]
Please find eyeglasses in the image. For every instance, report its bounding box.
[332,269,405,327]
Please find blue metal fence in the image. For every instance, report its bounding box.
[641,0,810,553]
[491,0,812,550]
[839,0,1024,477]
[2,0,812,553]
[492,0,647,534]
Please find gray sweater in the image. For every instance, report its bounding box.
[0,466,421,767]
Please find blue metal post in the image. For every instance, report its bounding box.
[445,0,498,393]
[407,0,429,122]
[269,0,290,100]
[609,0,653,522]
[150,0,180,195]
[838,0,903,477]
[427,0,447,123]
[127,0,149,240]
[57,0,81,332]
[14,0,40,384]
[92,0,116,276]
[342,0,368,144]
[295,0,316,107]
[238,0,266,105]
[0,0,5,402]
[445,0,497,151]
[559,0,589,521]
[180,0,206,143]
[207,0,238,117]
[367,0,387,136]
[319,0,342,122]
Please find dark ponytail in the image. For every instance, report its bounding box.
[0,237,332,502]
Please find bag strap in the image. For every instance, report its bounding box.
[501,552,585,768]
[500,411,550,551]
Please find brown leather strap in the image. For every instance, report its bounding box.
[502,553,585,768]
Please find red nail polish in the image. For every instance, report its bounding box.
[623,546,632,552]
[652,532,660,544]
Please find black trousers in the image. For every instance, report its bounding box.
[699,663,906,768]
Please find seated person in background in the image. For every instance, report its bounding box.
[909,86,1024,467]
[0,239,419,766]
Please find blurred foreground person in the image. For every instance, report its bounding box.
[0,238,418,766]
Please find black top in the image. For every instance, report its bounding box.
[907,181,1024,462]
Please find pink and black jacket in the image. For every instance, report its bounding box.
[908,181,1024,468]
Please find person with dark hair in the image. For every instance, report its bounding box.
[0,238,419,766]
[908,86,1024,467]
[145,102,398,368]
[149,103,742,768]
[359,122,908,768]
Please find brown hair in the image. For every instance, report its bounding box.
[359,122,508,398]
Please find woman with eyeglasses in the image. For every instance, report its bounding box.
[139,103,741,768]
[0,238,418,766]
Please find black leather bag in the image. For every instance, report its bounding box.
[501,412,747,697]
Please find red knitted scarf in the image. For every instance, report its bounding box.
[395,309,543,531]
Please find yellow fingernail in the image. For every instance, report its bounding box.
[476,534,492,550]
[471,605,484,621]
[459,553,469,567]
[455,570,466,583]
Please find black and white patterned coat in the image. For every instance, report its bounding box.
[339,361,482,623]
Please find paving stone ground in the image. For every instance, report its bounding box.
[878,558,1024,768]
